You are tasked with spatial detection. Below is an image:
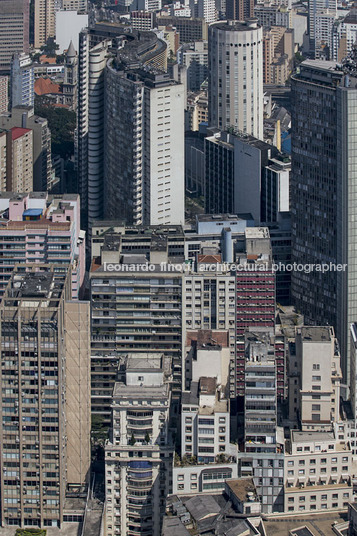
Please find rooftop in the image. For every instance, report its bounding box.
[225,478,257,502]
[11,126,31,140]
[210,19,261,32]
[126,353,163,372]
[300,326,332,342]
[291,431,335,443]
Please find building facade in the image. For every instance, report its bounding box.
[0,265,90,529]
[0,0,29,73]
[10,54,34,108]
[208,20,264,139]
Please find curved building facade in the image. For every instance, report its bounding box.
[208,19,264,139]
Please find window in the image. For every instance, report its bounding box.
[310,496,316,501]
[313,364,320,370]
[288,497,294,503]
[321,458,327,464]
[190,483,197,490]
[288,461,294,466]
[321,495,327,500]
[177,475,184,481]
[298,470,305,475]
[331,457,337,463]
[297,447,302,452]
[304,446,310,451]
[312,404,321,411]
[312,376,321,381]
[288,470,294,476]
[299,496,305,502]
[299,460,305,466]
[310,459,316,465]
[312,414,320,421]
[190,474,197,480]
[178,484,184,490]
[309,469,316,474]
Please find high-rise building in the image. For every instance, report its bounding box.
[10,53,34,108]
[0,130,6,190]
[77,26,171,232]
[290,59,357,382]
[177,41,208,91]
[0,192,85,299]
[189,0,217,24]
[290,327,342,430]
[62,0,87,11]
[0,106,52,191]
[0,75,8,112]
[181,377,230,462]
[6,127,33,192]
[0,265,90,529]
[332,9,357,62]
[105,354,173,536]
[208,20,264,139]
[34,0,56,49]
[204,129,280,222]
[308,0,336,54]
[104,65,184,226]
[156,16,208,43]
[0,0,29,73]
[226,0,254,21]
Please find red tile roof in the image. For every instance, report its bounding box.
[11,127,31,141]
[35,77,61,96]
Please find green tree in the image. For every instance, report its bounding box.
[129,433,136,446]
[34,98,76,159]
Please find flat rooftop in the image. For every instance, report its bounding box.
[245,227,270,239]
[291,431,335,443]
[264,512,348,536]
[226,478,257,502]
[126,353,163,371]
[300,326,332,342]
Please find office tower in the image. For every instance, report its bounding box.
[226,0,254,20]
[6,127,33,192]
[34,0,55,48]
[0,76,8,113]
[0,0,29,73]
[308,0,336,54]
[104,66,184,226]
[208,20,264,139]
[0,106,52,191]
[313,11,336,59]
[291,59,357,382]
[181,377,230,462]
[105,354,173,536]
[177,41,208,91]
[0,265,90,529]
[10,53,34,108]
[205,130,279,223]
[261,156,290,224]
[0,192,85,298]
[284,430,352,512]
[62,41,78,111]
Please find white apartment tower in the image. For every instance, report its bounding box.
[105,354,173,536]
[208,19,264,139]
[104,65,185,226]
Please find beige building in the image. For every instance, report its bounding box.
[0,76,8,113]
[284,430,352,513]
[6,127,33,192]
[62,0,88,11]
[186,91,208,131]
[0,131,6,191]
[263,26,294,84]
[288,326,342,429]
[34,0,55,49]
[0,265,90,529]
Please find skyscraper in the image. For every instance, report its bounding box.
[0,0,29,73]
[0,265,90,529]
[34,0,55,49]
[104,64,185,226]
[291,59,357,382]
[10,53,34,108]
[226,0,254,21]
[208,19,264,139]
[5,127,33,192]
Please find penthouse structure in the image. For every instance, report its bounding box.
[105,354,173,536]
[0,266,90,529]
[0,192,85,299]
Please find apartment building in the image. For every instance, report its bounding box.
[0,106,52,192]
[173,463,238,495]
[0,192,85,299]
[284,431,352,513]
[177,42,208,92]
[6,127,33,192]
[90,232,183,418]
[0,265,90,529]
[34,0,56,49]
[0,131,6,191]
[105,354,173,536]
[156,16,208,43]
[181,377,230,463]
